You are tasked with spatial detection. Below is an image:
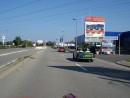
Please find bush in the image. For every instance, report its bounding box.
[0,45,20,49]
[126,58,130,62]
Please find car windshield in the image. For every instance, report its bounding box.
[0,0,130,98]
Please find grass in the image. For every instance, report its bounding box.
[126,59,130,62]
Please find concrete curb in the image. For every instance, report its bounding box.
[116,60,130,67]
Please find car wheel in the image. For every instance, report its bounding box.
[91,60,93,62]
[76,58,80,62]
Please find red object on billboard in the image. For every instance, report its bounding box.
[86,29,104,34]
[85,16,104,22]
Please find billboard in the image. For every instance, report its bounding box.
[102,40,115,52]
[85,16,105,38]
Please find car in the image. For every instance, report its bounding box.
[73,49,94,62]
[58,47,65,52]
[53,45,58,49]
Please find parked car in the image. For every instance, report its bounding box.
[58,47,65,52]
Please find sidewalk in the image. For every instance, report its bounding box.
[95,54,130,67]
[116,60,130,67]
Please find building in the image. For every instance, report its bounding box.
[120,31,130,50]
[76,31,121,44]
[76,31,130,50]
[77,35,85,45]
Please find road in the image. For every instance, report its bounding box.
[0,47,130,98]
[0,48,39,68]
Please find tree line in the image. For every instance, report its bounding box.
[0,36,33,48]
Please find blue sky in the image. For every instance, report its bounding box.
[0,0,130,42]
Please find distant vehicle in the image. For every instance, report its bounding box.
[58,47,65,52]
[73,49,94,62]
[53,45,58,49]
[35,40,45,49]
[68,46,75,49]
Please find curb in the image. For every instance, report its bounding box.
[116,60,130,67]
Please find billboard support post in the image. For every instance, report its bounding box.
[119,34,120,55]
[2,35,6,45]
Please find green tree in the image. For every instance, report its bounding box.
[6,41,13,45]
[22,40,33,47]
[0,41,3,46]
[13,36,22,46]
[46,41,55,46]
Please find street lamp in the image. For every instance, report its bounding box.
[62,31,64,43]
[73,18,77,50]
[119,34,120,55]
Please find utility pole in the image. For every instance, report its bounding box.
[73,18,77,50]
[119,34,120,55]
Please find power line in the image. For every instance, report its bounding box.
[0,0,130,23]
[0,0,17,7]
[0,0,42,14]
[0,0,91,20]
[2,6,130,28]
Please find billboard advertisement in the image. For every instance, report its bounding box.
[85,16,105,38]
[102,40,115,52]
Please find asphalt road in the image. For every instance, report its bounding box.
[0,48,40,67]
[0,47,130,98]
[95,53,130,63]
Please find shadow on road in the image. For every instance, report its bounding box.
[66,58,74,62]
[48,65,130,83]
[44,58,74,64]
[66,58,93,63]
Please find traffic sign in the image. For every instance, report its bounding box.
[2,35,5,40]
[103,36,118,40]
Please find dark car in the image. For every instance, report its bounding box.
[58,47,65,52]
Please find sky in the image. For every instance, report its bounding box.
[0,0,130,42]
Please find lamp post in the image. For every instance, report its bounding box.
[62,31,64,43]
[119,34,120,55]
[73,18,77,50]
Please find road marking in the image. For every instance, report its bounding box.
[0,49,30,57]
[0,59,18,69]
[76,63,87,71]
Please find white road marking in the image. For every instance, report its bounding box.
[76,63,87,71]
[0,59,18,69]
[0,49,30,57]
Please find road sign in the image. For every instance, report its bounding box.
[2,35,5,40]
[103,36,118,40]
[2,35,6,45]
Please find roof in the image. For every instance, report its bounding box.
[105,31,122,36]
[121,31,130,38]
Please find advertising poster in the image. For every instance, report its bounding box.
[85,16,105,38]
[102,40,114,52]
